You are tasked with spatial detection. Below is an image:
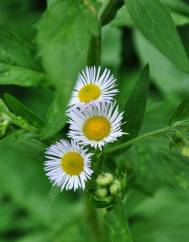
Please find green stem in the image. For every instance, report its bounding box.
[106,126,174,154]
[85,10,102,241]
[87,26,101,66]
[86,194,102,242]
[4,110,37,133]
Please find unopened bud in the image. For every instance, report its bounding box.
[96,173,114,186]
[95,188,108,198]
[110,180,121,195]
[182,146,189,157]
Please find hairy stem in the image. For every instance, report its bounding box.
[107,121,189,154]
[85,194,102,241]
[106,127,173,154]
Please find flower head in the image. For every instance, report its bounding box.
[68,66,118,107]
[44,140,93,191]
[68,102,125,150]
[96,173,114,186]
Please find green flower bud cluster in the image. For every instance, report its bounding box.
[95,172,122,200]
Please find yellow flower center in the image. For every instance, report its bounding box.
[78,84,101,103]
[61,152,84,175]
[83,116,111,141]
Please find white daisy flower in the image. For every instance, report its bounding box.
[44,140,93,191]
[68,66,118,107]
[68,102,126,150]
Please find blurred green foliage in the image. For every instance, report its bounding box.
[0,0,189,242]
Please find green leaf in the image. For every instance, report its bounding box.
[100,0,124,26]
[105,198,133,242]
[0,31,47,86]
[169,99,189,125]
[130,138,189,192]
[0,131,84,227]
[130,188,189,242]
[112,6,189,28]
[0,98,37,133]
[134,30,189,100]
[40,91,68,139]
[122,65,149,141]
[126,0,189,73]
[36,0,98,138]
[162,0,189,17]
[4,93,43,128]
[172,13,189,26]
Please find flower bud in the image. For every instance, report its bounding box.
[96,173,114,186]
[95,188,108,198]
[182,146,189,158]
[110,179,121,195]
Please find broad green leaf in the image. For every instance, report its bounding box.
[105,198,133,242]
[169,99,189,125]
[100,0,124,26]
[162,0,189,17]
[0,131,84,227]
[36,0,98,138]
[134,30,189,100]
[122,65,149,141]
[130,138,189,192]
[112,6,189,28]
[0,31,47,86]
[130,188,189,242]
[126,0,189,73]
[4,93,43,128]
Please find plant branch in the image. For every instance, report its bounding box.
[106,127,174,154]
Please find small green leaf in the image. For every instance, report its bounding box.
[100,0,124,26]
[126,0,189,73]
[0,31,39,70]
[172,13,189,26]
[169,99,189,125]
[122,65,149,141]
[105,198,133,242]
[0,63,47,87]
[0,31,47,87]
[36,0,98,138]
[4,93,43,128]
